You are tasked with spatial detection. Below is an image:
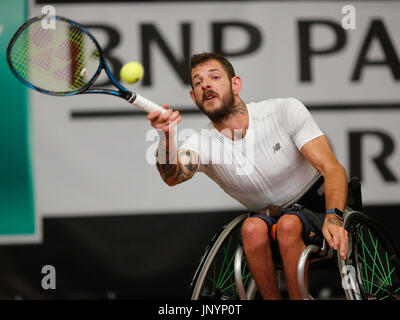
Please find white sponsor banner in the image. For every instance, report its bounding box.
[315,109,400,205]
[28,1,400,216]
[29,1,400,105]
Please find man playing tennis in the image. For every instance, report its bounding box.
[147,52,349,300]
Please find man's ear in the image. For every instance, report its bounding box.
[231,75,242,95]
[189,90,197,105]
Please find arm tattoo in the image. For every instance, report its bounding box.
[327,217,343,227]
[157,150,198,185]
[158,163,178,181]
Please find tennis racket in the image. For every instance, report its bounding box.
[6,14,165,115]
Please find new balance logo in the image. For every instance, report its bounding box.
[273,143,281,153]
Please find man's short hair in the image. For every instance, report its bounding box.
[189,52,236,86]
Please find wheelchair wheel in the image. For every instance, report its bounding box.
[190,214,256,300]
[342,211,400,300]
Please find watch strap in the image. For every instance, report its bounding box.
[327,208,344,220]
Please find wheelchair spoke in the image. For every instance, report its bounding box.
[216,236,232,288]
[358,246,392,286]
[359,228,370,292]
[220,266,251,295]
[207,274,217,286]
[359,227,376,292]
[242,256,250,287]
[242,272,251,287]
[217,267,235,292]
[358,255,388,290]
[373,267,396,296]
[354,223,400,300]
[217,251,252,297]
[363,228,387,290]
[368,229,392,288]
[386,252,392,287]
[203,233,251,299]
[216,243,237,289]
[358,228,391,289]
[362,278,390,293]
[220,279,237,294]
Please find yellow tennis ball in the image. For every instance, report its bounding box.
[120,62,145,84]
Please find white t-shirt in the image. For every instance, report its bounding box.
[180,98,324,211]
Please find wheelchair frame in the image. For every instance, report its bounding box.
[190,178,400,300]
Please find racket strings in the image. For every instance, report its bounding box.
[9,18,100,94]
[67,26,93,89]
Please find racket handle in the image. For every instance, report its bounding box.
[129,93,166,114]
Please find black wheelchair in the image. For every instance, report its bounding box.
[190,178,400,300]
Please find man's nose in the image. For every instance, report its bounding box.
[202,78,212,90]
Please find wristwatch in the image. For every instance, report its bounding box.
[327,208,344,220]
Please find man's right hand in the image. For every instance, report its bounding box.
[147,104,182,135]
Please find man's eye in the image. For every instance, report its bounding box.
[213,76,219,80]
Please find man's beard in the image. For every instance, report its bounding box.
[196,89,235,123]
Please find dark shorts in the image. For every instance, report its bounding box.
[249,176,327,246]
[249,208,327,246]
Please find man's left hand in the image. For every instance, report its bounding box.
[322,214,349,260]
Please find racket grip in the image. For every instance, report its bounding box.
[129,93,166,114]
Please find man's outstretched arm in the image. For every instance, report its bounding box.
[147,104,199,186]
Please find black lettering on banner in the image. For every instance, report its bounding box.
[86,24,122,86]
[349,131,397,182]
[212,22,262,57]
[298,20,346,82]
[352,19,400,81]
[141,23,191,86]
